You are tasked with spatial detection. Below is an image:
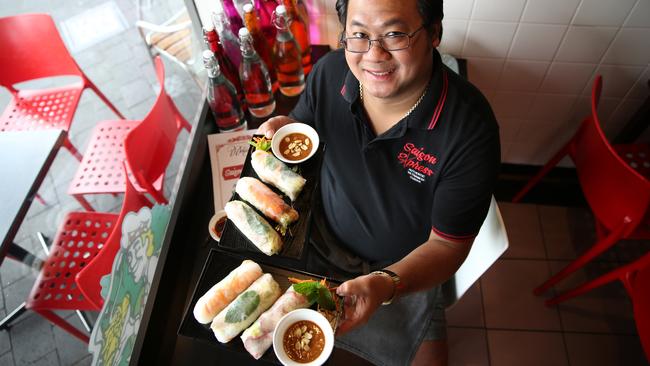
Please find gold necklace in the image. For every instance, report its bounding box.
[359,82,429,121]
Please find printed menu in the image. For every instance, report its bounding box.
[207,129,256,211]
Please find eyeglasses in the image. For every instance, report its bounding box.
[340,25,425,53]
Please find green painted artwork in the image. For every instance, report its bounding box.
[88,205,171,366]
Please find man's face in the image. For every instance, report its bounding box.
[344,0,438,102]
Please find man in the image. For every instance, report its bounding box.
[259,0,499,364]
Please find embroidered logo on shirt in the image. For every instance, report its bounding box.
[397,143,437,183]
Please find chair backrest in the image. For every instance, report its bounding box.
[443,196,509,307]
[0,14,84,89]
[76,165,152,309]
[124,56,182,202]
[569,75,650,236]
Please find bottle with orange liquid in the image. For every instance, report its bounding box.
[282,0,311,75]
[238,28,275,118]
[273,5,305,97]
[242,3,277,91]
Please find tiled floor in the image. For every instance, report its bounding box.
[446,203,648,365]
[1,2,649,366]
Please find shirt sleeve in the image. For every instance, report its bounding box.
[430,114,500,243]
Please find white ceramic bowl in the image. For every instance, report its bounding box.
[208,210,227,242]
[273,309,334,366]
[271,123,319,164]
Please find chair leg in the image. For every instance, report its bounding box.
[74,194,96,212]
[0,302,28,330]
[62,136,83,162]
[75,310,93,333]
[35,193,48,205]
[512,143,572,203]
[87,81,125,119]
[534,222,628,295]
[35,309,89,343]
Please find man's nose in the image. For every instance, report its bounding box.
[365,39,391,59]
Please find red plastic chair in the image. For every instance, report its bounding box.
[67,56,190,211]
[546,251,650,361]
[0,13,124,161]
[512,75,650,295]
[76,165,152,309]
[24,165,151,343]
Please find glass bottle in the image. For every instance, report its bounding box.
[203,25,246,111]
[239,28,276,118]
[282,0,312,75]
[212,11,242,69]
[242,2,277,90]
[220,0,245,37]
[255,0,277,45]
[203,50,246,132]
[273,5,305,97]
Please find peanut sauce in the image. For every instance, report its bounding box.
[279,133,313,161]
[283,320,325,363]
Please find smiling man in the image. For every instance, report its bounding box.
[258,0,500,365]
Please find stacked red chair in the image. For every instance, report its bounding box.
[25,166,151,343]
[512,75,650,295]
[67,56,190,211]
[0,13,124,161]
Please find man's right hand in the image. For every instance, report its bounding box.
[256,115,297,138]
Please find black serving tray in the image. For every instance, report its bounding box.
[217,138,324,259]
[178,249,338,364]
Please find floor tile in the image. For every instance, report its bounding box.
[0,352,15,366]
[32,350,60,366]
[499,203,546,259]
[564,333,647,366]
[482,259,562,330]
[487,329,568,366]
[446,282,485,328]
[9,313,57,366]
[53,314,91,365]
[0,310,10,355]
[448,327,489,366]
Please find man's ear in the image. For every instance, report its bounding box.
[432,23,442,48]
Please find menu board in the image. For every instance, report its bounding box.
[207,130,256,211]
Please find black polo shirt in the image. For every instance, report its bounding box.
[290,49,500,262]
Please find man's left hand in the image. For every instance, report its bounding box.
[335,273,394,335]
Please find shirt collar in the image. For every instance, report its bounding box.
[339,49,448,131]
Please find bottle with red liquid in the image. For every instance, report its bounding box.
[273,5,305,97]
[242,3,277,90]
[282,0,312,75]
[212,11,242,69]
[203,25,246,111]
[255,0,278,45]
[220,0,244,36]
[239,28,276,118]
[203,50,246,132]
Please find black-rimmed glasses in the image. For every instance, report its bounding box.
[340,25,425,53]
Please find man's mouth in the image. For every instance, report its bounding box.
[365,68,395,77]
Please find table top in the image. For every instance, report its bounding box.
[0,130,64,264]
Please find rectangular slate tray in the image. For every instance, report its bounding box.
[178,249,338,363]
[217,138,323,259]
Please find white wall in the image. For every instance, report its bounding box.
[305,0,650,166]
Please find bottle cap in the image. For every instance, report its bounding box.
[275,5,286,15]
[238,27,250,37]
[243,3,253,13]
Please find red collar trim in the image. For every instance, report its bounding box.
[428,70,448,130]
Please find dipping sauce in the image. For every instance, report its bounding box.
[211,216,227,238]
[283,320,325,363]
[279,133,313,162]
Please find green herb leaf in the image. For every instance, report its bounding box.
[224,291,260,323]
[292,282,319,305]
[317,285,336,310]
[249,137,272,151]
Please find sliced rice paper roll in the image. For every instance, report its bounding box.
[241,286,310,359]
[210,273,281,343]
[236,177,299,229]
[251,150,306,201]
[193,260,263,324]
[225,200,283,256]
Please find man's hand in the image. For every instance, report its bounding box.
[335,273,394,335]
[256,115,297,138]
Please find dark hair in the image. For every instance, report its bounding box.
[335,0,443,39]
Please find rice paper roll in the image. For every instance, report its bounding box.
[241,286,310,359]
[193,260,263,324]
[225,200,283,256]
[236,177,299,229]
[251,150,306,201]
[211,273,281,343]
